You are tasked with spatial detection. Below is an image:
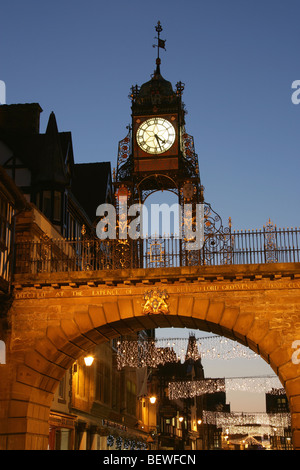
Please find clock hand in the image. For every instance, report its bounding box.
[155,134,166,143]
[154,134,163,150]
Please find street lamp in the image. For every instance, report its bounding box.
[149,396,157,404]
[84,355,94,366]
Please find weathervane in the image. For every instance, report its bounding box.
[153,21,166,67]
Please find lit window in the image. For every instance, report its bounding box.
[0,340,5,364]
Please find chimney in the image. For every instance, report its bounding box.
[0,103,43,134]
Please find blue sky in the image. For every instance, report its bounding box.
[1,0,300,231]
[1,0,299,412]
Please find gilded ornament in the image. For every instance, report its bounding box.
[142,288,169,315]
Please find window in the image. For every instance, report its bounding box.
[53,191,61,221]
[126,380,136,416]
[36,192,40,210]
[95,361,110,405]
[42,191,52,219]
[112,371,120,411]
[95,361,104,402]
[58,375,66,402]
[75,362,90,399]
[0,197,9,247]
[104,364,110,405]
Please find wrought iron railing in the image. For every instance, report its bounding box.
[14,225,300,275]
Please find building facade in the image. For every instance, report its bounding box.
[0,101,157,449]
[50,338,157,450]
[266,389,292,450]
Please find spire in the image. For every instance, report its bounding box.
[185,334,201,362]
[45,111,59,136]
[153,21,166,75]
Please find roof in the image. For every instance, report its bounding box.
[138,65,176,100]
[132,64,180,115]
[0,107,74,187]
[71,162,112,223]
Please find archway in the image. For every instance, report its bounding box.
[1,269,300,450]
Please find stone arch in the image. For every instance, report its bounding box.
[2,293,300,450]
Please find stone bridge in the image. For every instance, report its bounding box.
[1,262,300,450]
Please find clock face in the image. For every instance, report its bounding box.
[136,117,176,154]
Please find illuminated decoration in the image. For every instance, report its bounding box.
[159,335,258,361]
[116,334,260,369]
[168,376,283,400]
[107,435,147,450]
[267,387,286,395]
[116,340,177,370]
[203,411,291,436]
[142,288,169,315]
[116,436,123,450]
[168,378,225,400]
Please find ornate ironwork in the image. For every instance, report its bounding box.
[181,129,200,178]
[202,203,234,265]
[176,81,185,97]
[114,239,132,269]
[128,85,140,102]
[116,128,132,182]
[264,218,278,263]
[148,240,164,264]
[14,221,300,274]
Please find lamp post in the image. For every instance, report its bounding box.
[148,395,157,450]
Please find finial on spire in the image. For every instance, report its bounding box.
[153,21,166,73]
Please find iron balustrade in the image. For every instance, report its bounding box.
[14,225,300,274]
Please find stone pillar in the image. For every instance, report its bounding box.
[0,348,55,450]
[290,395,300,450]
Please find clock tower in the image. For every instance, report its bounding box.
[115,21,203,212]
[111,22,231,268]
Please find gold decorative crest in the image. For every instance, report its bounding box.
[142,288,169,315]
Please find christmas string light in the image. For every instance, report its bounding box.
[223,426,285,436]
[202,410,291,436]
[157,336,258,361]
[116,340,178,370]
[116,335,257,369]
[168,378,225,399]
[225,376,282,394]
[168,376,283,400]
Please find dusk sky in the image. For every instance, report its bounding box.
[1,0,298,412]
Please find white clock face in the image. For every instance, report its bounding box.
[136,117,176,154]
